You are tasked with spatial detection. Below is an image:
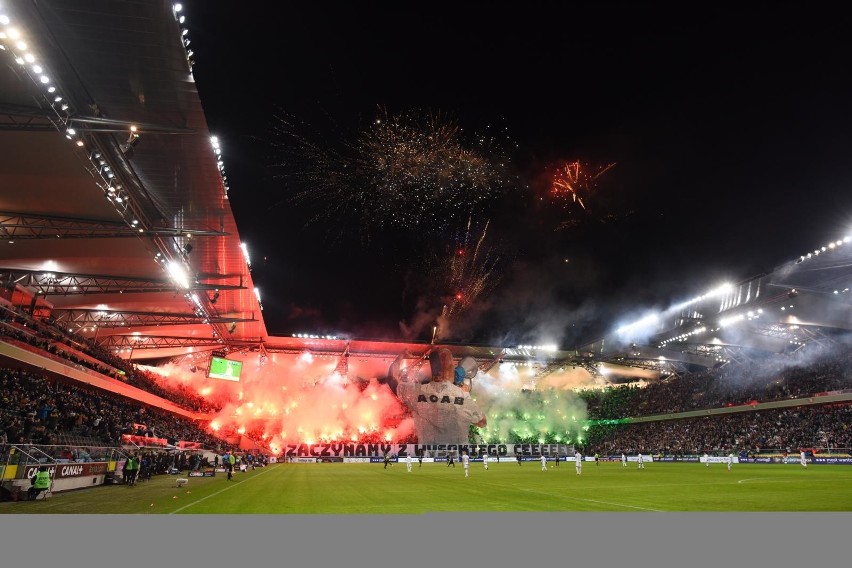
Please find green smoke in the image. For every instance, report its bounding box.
[472,383,591,445]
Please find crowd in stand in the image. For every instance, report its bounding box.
[578,347,852,455]
[0,367,234,454]
[1,304,220,412]
[580,348,852,421]
[585,404,852,456]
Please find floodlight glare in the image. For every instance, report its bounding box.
[167,261,191,289]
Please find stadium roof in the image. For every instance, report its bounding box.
[578,236,852,378]
[0,0,265,360]
[1,1,850,384]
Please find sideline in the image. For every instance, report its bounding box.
[169,466,276,514]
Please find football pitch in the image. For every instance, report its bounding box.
[3,461,851,514]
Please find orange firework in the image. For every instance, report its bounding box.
[550,160,616,211]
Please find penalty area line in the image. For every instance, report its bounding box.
[169,467,274,514]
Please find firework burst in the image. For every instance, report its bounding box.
[442,218,501,320]
[550,160,615,211]
[270,108,514,242]
[416,217,504,341]
[543,160,627,231]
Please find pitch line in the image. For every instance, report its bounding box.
[567,496,664,512]
[169,466,275,514]
[488,481,665,512]
[736,477,794,484]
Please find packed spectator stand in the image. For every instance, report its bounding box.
[580,347,852,456]
[0,367,231,451]
[1,299,245,495]
[1,302,219,413]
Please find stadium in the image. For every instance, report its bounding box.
[2,0,852,526]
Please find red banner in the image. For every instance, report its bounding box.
[121,434,167,447]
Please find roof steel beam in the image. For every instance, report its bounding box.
[0,211,227,240]
[50,308,256,328]
[100,335,224,349]
[0,269,244,295]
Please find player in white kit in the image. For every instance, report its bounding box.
[727,453,734,471]
[800,450,808,468]
[637,453,645,469]
[541,454,547,471]
[462,451,470,477]
[621,453,627,467]
[482,453,488,470]
[575,451,582,475]
[406,454,412,472]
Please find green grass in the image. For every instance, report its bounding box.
[3,461,851,514]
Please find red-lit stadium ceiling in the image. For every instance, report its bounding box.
[0,0,265,360]
[1,1,850,382]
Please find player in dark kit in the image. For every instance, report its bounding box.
[418,454,423,468]
[517,454,522,466]
[383,451,391,469]
[447,453,455,467]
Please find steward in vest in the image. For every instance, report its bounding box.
[126,455,140,486]
[28,466,51,500]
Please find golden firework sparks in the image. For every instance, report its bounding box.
[270,108,514,241]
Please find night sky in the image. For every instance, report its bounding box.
[183,2,852,347]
